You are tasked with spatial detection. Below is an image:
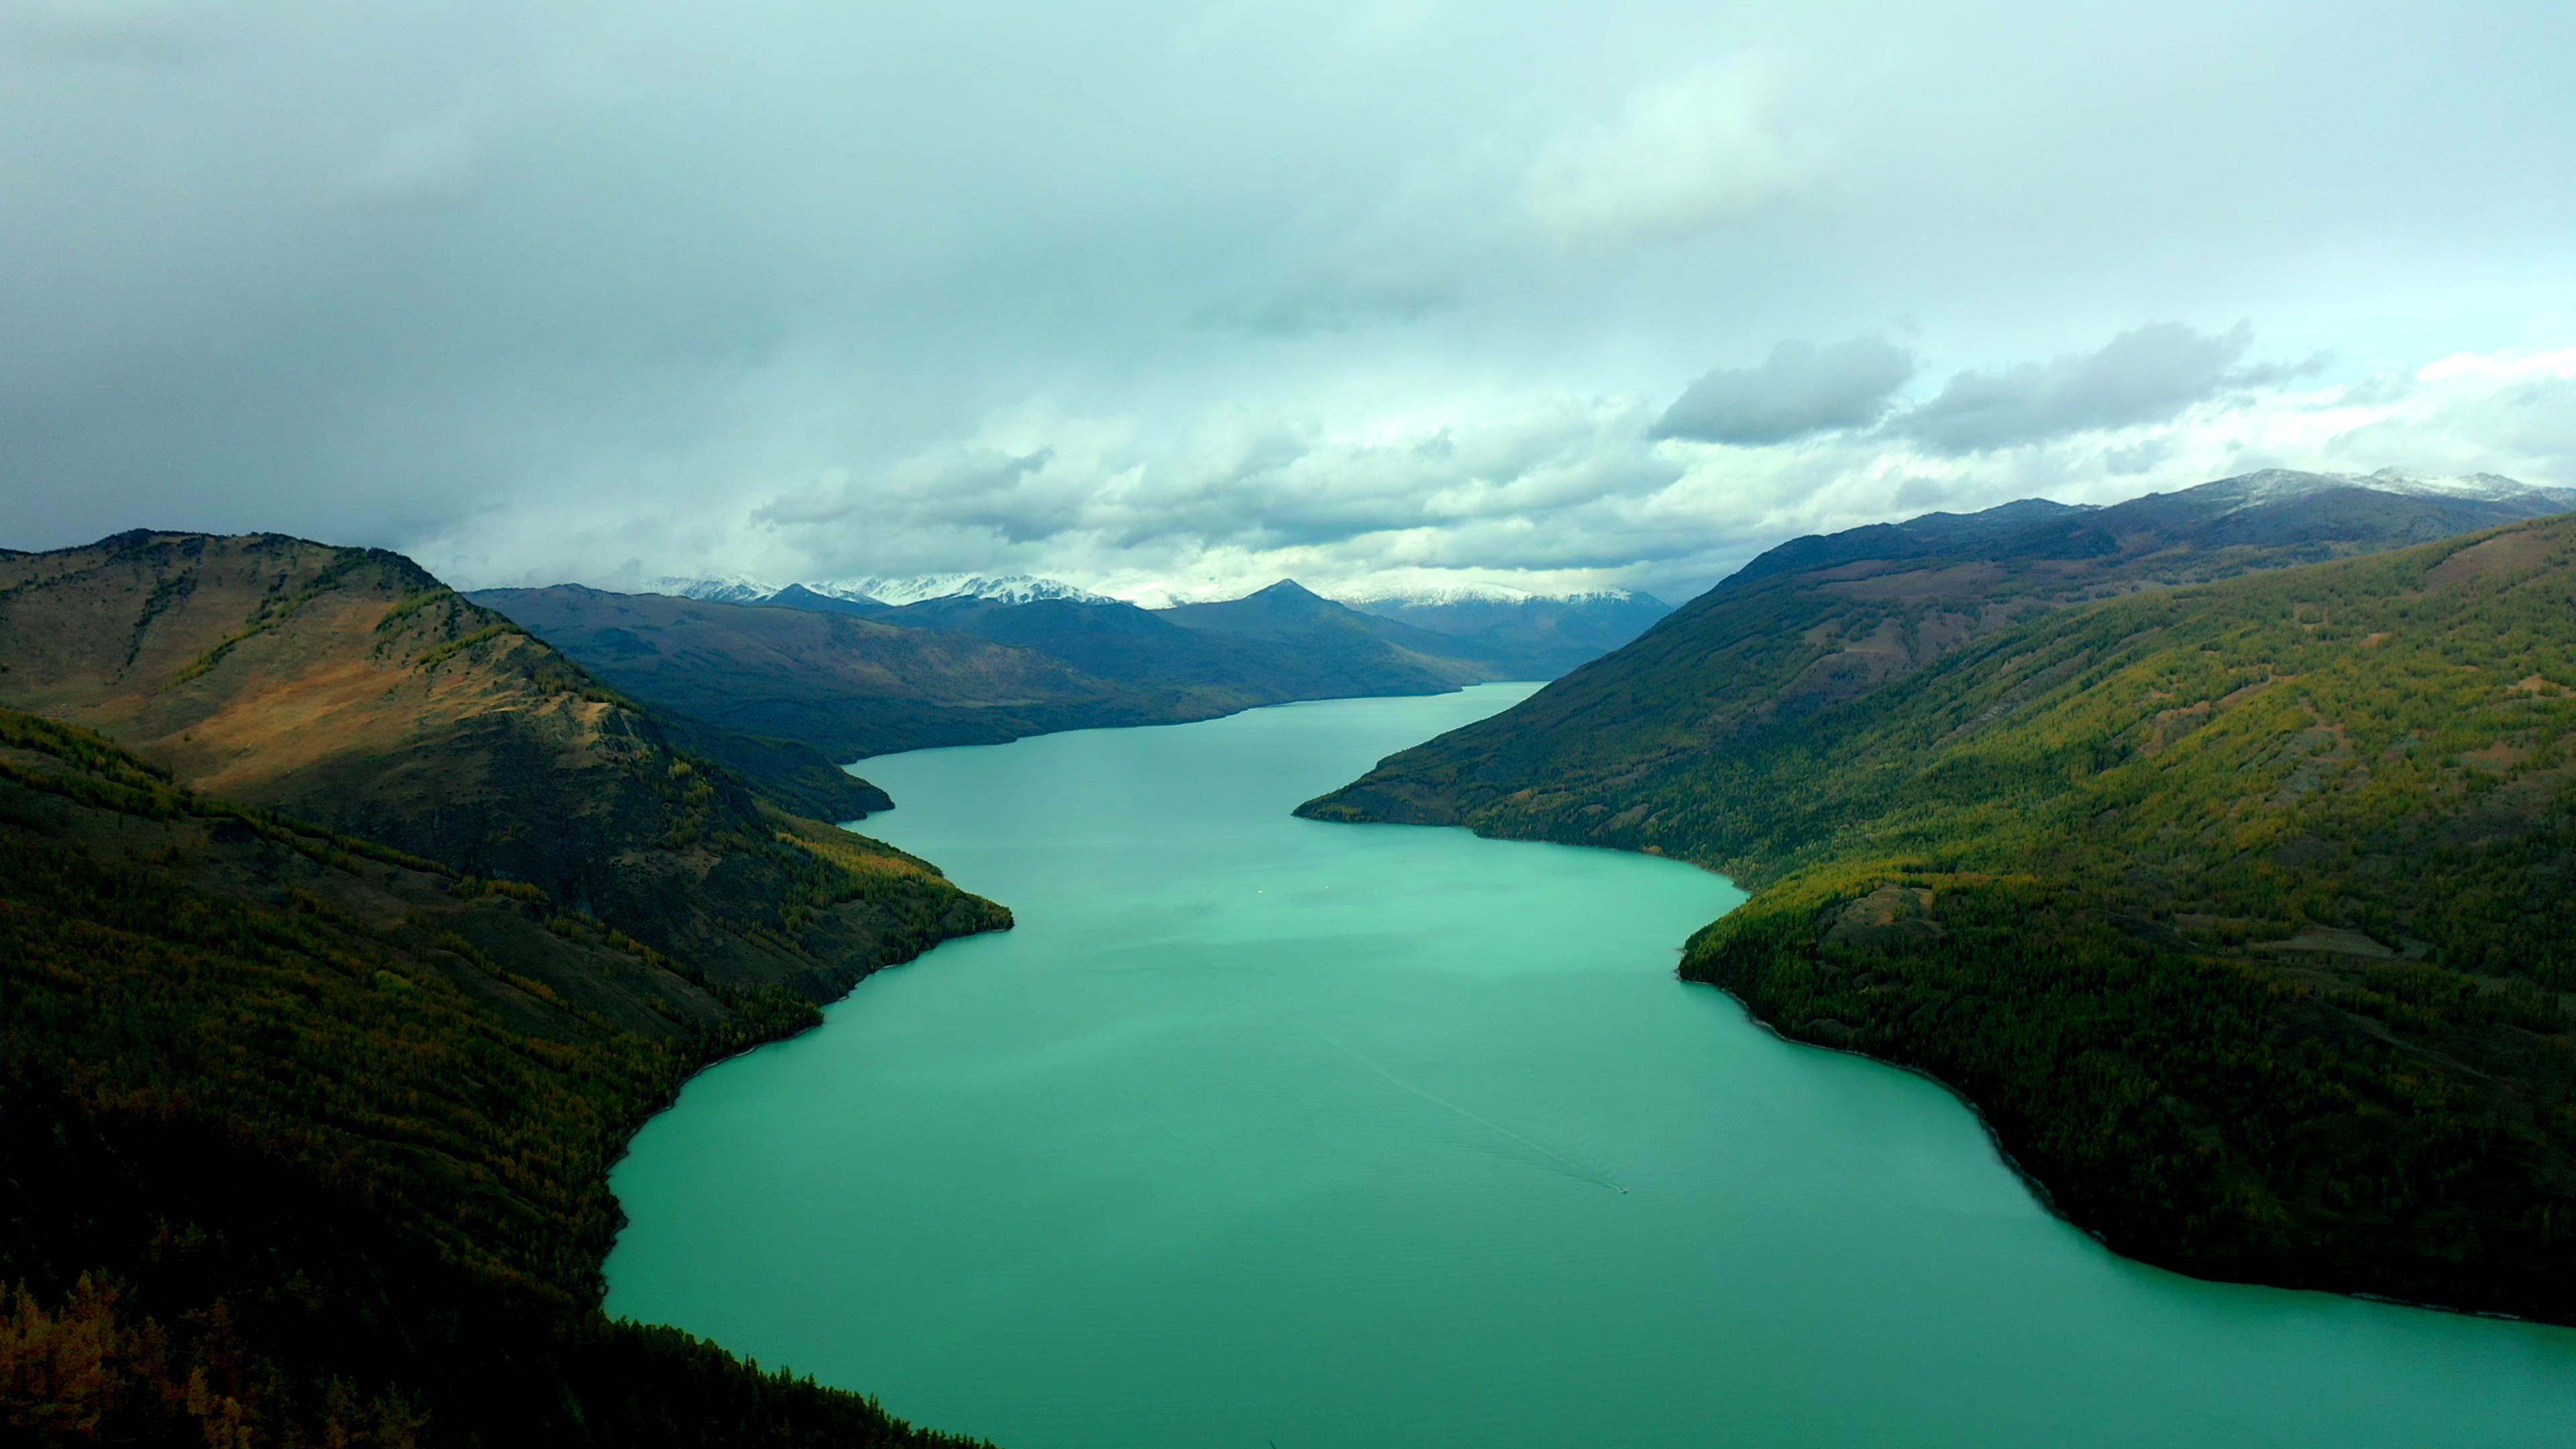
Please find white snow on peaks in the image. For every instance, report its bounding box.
[804,574,1112,606]
[2218,468,2569,510]
[635,574,777,604]
[1333,580,1641,607]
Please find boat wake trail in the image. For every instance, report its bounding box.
[1315,1030,1627,1195]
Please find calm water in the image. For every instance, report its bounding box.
[607,686,2575,1447]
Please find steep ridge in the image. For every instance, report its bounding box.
[1307,471,2574,833]
[0,532,996,995]
[1311,513,2576,1320]
[0,706,998,1443]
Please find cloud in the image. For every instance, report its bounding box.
[1192,275,1456,336]
[344,113,486,204]
[1521,59,1805,244]
[1650,335,1914,444]
[1888,322,2320,454]
[2417,345,2576,383]
[5,3,2573,610]
[9,0,208,62]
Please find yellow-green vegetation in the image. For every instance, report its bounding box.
[413,621,526,671]
[0,532,937,983]
[168,548,387,685]
[1315,516,2576,1320]
[0,706,1004,1443]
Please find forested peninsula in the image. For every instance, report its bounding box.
[1,533,1008,1444]
[1305,491,2576,1322]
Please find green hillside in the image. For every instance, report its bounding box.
[0,706,1004,1443]
[1309,516,2576,1319]
[0,533,1018,1441]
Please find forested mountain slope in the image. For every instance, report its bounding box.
[1307,470,2573,835]
[1311,514,2576,1320]
[0,532,951,993]
[0,707,1002,1443]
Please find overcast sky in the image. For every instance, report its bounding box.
[7,1,2573,603]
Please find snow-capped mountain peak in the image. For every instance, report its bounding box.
[804,573,1112,606]
[634,574,777,604]
[2357,468,2565,502]
[1336,580,1534,607]
[2216,468,2566,511]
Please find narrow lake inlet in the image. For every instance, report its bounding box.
[606,685,2576,1449]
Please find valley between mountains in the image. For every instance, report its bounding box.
[3,466,2572,1446]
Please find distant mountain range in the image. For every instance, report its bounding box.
[1301,466,2576,1321]
[804,572,1114,606]
[617,570,1674,680]
[1331,584,1673,679]
[476,573,1675,766]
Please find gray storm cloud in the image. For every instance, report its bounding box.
[1651,336,1917,445]
[3,1,2572,603]
[1889,323,2319,455]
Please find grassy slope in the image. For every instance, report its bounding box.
[1312,518,2576,1320]
[0,708,1002,1444]
[0,533,955,994]
[1304,482,2573,837]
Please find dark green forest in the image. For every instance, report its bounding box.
[0,708,1004,1444]
[1314,516,2576,1319]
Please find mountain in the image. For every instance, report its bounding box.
[0,531,993,992]
[0,536,1012,1440]
[535,577,1548,765]
[634,572,778,604]
[472,582,1254,758]
[1336,584,1673,678]
[1310,470,2576,833]
[1305,496,2576,1320]
[764,580,893,617]
[804,572,1113,606]
[868,592,1275,691]
[1155,578,1515,689]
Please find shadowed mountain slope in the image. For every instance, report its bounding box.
[474,583,1256,757]
[0,704,1002,1444]
[498,578,1541,764]
[1308,510,2576,1320]
[1155,580,1513,690]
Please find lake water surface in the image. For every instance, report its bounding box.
[606,686,2575,1447]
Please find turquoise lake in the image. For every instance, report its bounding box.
[605,685,2576,1447]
